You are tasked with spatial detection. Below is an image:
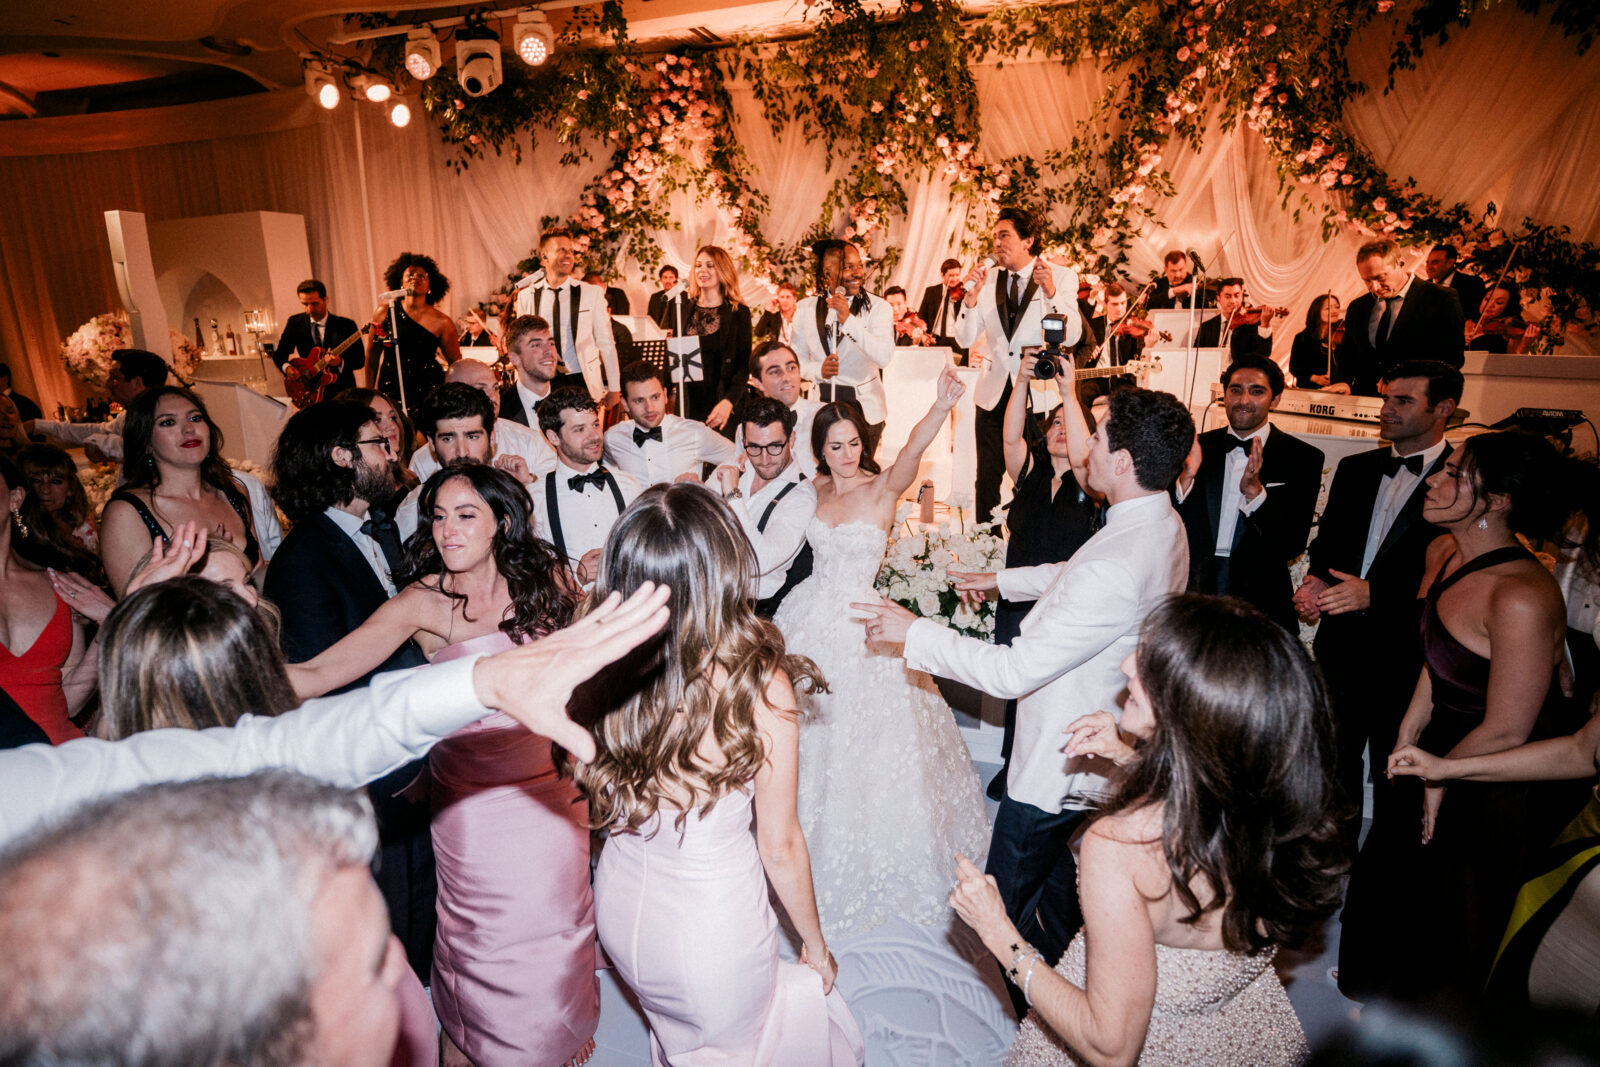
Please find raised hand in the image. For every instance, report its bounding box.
[127,520,205,595]
[934,364,965,410]
[49,569,117,624]
[1239,437,1265,501]
[962,262,988,308]
[1062,711,1136,765]
[850,595,918,646]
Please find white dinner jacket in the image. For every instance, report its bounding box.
[953,259,1083,411]
[903,491,1187,814]
[789,293,895,424]
[514,279,621,400]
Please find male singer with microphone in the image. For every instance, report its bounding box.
[956,207,1083,526]
[790,239,896,456]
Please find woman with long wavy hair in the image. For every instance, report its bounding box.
[951,594,1344,1065]
[285,462,598,1067]
[578,482,863,1064]
[99,385,263,595]
[662,245,751,431]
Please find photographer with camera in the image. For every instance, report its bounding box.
[954,208,1083,527]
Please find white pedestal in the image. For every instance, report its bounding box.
[190,379,289,471]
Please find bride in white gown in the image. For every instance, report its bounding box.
[776,365,991,940]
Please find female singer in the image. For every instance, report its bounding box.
[284,463,598,1067]
[665,245,751,431]
[953,595,1343,1065]
[1339,431,1594,1005]
[1289,294,1342,389]
[366,252,462,408]
[579,483,863,1063]
[99,386,263,596]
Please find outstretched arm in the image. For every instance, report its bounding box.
[284,587,432,699]
[1002,355,1037,485]
[885,365,965,498]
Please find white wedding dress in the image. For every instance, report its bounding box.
[775,518,992,940]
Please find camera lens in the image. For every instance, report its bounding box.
[1033,355,1057,379]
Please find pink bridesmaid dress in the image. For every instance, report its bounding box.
[430,632,598,1065]
[594,786,864,1065]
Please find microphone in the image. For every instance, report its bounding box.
[1187,249,1206,275]
[665,280,687,299]
[378,288,411,302]
[512,269,546,292]
[963,258,996,293]
[823,286,847,327]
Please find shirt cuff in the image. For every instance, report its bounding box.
[1239,486,1267,515]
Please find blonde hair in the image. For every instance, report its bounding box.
[686,245,746,308]
[129,536,281,640]
[574,484,823,833]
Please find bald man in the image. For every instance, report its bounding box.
[410,359,556,482]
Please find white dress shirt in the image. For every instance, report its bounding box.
[735,397,823,480]
[789,293,896,424]
[323,505,397,595]
[1215,423,1272,558]
[604,413,738,486]
[234,470,283,562]
[532,462,643,577]
[410,419,556,483]
[0,654,491,847]
[727,461,817,599]
[903,491,1187,813]
[1361,438,1448,577]
[35,412,126,460]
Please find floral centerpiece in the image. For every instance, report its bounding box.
[875,510,1006,639]
[59,312,200,389]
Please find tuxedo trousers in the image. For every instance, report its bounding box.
[987,796,1088,973]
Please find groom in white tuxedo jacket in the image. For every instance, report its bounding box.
[855,387,1193,973]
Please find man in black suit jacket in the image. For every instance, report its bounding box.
[916,258,968,358]
[1425,243,1486,326]
[1148,249,1199,309]
[646,264,679,329]
[1334,239,1465,396]
[273,279,363,397]
[1176,358,1324,630]
[263,399,434,980]
[1295,361,1461,852]
[1194,278,1277,358]
[497,314,559,428]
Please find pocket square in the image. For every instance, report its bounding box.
[1265,482,1286,488]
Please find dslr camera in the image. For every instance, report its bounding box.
[1029,313,1072,379]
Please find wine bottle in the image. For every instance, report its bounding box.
[193,317,204,348]
[209,319,224,358]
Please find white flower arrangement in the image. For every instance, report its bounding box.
[875,510,1006,640]
[59,312,200,389]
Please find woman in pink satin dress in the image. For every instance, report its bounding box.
[576,483,864,1066]
[290,463,597,1067]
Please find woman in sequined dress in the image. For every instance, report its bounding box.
[951,595,1345,1065]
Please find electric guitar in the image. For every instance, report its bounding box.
[281,324,370,409]
[1073,357,1162,380]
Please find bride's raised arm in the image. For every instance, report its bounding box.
[884,365,964,500]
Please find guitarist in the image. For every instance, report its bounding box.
[276,279,363,398]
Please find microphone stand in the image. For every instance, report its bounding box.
[386,294,409,416]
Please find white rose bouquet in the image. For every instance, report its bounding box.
[875,516,1006,639]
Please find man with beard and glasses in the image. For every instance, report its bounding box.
[264,399,436,986]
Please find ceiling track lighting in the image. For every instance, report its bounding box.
[512,10,555,68]
[455,15,503,98]
[303,60,341,110]
[404,28,442,81]
[389,99,413,128]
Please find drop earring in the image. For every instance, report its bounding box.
[1476,515,1489,531]
[9,506,26,539]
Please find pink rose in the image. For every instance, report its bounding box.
[1261,23,1276,35]
[1177,46,1192,61]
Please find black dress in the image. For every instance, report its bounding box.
[1289,328,1336,387]
[1338,546,1589,1004]
[108,484,261,565]
[376,304,446,411]
[674,299,751,431]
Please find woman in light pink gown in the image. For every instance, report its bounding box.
[577,484,864,1066]
[289,463,596,1067]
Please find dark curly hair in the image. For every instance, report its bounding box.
[382,252,450,306]
[120,386,236,496]
[1103,388,1194,491]
[397,463,574,643]
[1098,594,1347,955]
[269,400,374,522]
[332,387,416,465]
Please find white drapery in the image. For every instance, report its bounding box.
[3,3,1597,414]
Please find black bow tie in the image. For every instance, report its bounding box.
[359,515,395,538]
[568,469,610,492]
[633,425,663,446]
[1382,452,1425,478]
[1225,435,1256,453]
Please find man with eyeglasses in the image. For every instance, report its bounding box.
[713,395,817,617]
[264,398,437,989]
[738,340,823,478]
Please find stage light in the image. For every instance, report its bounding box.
[390,100,412,128]
[455,33,503,98]
[353,72,393,102]
[405,28,441,81]
[512,11,554,67]
[304,62,340,109]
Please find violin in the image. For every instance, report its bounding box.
[1227,305,1290,327]
[1328,317,1346,347]
[1112,316,1172,344]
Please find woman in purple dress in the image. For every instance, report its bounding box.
[289,463,596,1067]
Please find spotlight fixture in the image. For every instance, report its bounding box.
[352,72,393,102]
[389,100,412,128]
[404,28,441,80]
[304,61,341,109]
[512,10,554,67]
[455,21,503,98]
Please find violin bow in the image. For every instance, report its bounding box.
[1096,278,1157,366]
[1471,238,1523,336]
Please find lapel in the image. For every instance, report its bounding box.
[500,386,528,427]
[569,283,584,349]
[1371,442,1451,569]
[813,294,832,353]
[995,268,1042,340]
[1201,434,1227,547]
[309,512,389,607]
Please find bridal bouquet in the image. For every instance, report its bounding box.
[875,519,1006,640]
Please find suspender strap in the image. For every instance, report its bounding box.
[544,473,567,558]
[757,479,800,534]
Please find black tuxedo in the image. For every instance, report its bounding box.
[647,289,674,329]
[1335,279,1464,396]
[1195,316,1273,359]
[1149,275,1195,309]
[1307,443,1451,844]
[274,313,363,396]
[458,327,494,348]
[1441,270,1486,324]
[499,384,540,428]
[264,511,434,978]
[1177,425,1325,630]
[916,283,967,355]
